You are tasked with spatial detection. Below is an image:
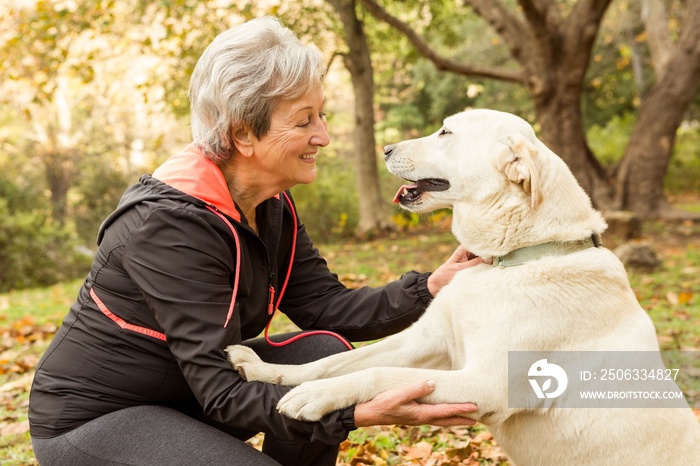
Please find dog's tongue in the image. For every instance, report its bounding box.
[393,184,417,204]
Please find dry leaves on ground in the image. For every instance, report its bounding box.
[336,426,509,465]
[0,315,57,439]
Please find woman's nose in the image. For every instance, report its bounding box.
[311,120,330,147]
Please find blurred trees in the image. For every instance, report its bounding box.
[325,0,395,237]
[1,0,186,227]
[360,0,700,217]
[0,0,192,289]
[616,0,700,216]
[0,0,699,290]
[3,1,117,225]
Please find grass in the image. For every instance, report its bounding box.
[1,213,699,465]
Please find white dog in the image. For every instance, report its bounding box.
[227,109,700,465]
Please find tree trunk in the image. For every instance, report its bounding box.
[44,150,74,225]
[615,0,700,218]
[496,0,612,204]
[327,0,395,237]
[531,77,608,203]
[32,75,77,226]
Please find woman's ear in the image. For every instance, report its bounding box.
[231,126,254,157]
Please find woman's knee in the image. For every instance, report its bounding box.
[245,331,352,365]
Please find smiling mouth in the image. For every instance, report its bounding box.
[393,178,451,204]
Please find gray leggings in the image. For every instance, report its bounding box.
[31,332,352,466]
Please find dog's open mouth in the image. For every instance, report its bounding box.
[393,178,451,204]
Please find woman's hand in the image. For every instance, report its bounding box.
[353,380,477,428]
[427,246,486,296]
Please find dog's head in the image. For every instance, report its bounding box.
[385,109,606,257]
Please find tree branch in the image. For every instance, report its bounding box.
[359,0,524,83]
[517,0,562,48]
[641,0,674,80]
[562,0,613,63]
[518,0,547,28]
[325,51,345,78]
[517,0,562,28]
[462,0,532,64]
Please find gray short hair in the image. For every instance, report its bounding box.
[189,16,325,164]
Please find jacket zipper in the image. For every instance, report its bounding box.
[268,274,276,316]
[211,199,284,323]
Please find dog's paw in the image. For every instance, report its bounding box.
[224,345,281,383]
[277,380,351,421]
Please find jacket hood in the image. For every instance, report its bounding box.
[97,144,241,244]
[152,144,240,221]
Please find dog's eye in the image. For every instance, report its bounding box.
[438,127,452,136]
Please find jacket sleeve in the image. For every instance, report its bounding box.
[123,206,354,445]
[279,218,434,342]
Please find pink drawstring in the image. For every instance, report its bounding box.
[205,205,240,329]
[209,194,352,350]
[264,192,353,350]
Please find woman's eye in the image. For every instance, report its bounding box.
[298,112,327,127]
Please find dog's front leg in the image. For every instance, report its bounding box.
[277,365,506,423]
[226,320,452,385]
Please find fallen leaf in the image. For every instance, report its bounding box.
[0,419,29,436]
[405,441,432,459]
[667,292,679,305]
[0,373,33,392]
[472,431,493,443]
[445,445,473,459]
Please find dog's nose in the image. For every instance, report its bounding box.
[384,144,395,161]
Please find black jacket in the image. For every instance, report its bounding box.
[29,144,434,445]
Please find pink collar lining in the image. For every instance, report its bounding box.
[152,144,241,222]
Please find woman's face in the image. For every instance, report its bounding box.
[249,85,330,191]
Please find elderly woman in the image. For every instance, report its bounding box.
[29,16,478,466]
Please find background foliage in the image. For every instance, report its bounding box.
[0,0,698,287]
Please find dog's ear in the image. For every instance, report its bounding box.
[496,135,543,209]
